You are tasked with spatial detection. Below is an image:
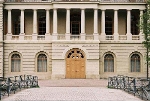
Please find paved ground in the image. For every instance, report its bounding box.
[2,79,142,101]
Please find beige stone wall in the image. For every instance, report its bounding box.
[58,10,66,34]
[25,11,33,35]
[51,41,100,79]
[0,4,3,77]
[99,43,147,78]
[4,42,52,79]
[0,43,3,77]
[118,11,126,35]
[85,10,93,34]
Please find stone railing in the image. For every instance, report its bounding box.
[4,0,145,3]
[99,0,145,3]
[4,34,142,41]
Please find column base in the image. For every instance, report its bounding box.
[52,33,58,40]
[100,33,106,40]
[126,33,132,40]
[139,33,145,41]
[93,33,99,40]
[65,33,70,40]
[80,33,86,40]
[113,33,119,40]
[19,33,25,40]
[45,33,51,40]
[32,33,38,40]
[6,33,12,40]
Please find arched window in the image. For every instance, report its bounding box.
[131,15,138,35]
[105,16,113,35]
[38,16,46,35]
[11,54,21,72]
[104,54,114,72]
[131,54,140,72]
[14,15,20,35]
[37,54,47,72]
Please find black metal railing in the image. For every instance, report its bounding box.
[108,75,150,100]
[0,75,39,100]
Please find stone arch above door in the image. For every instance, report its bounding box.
[62,45,89,59]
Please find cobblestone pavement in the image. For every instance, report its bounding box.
[2,79,142,101]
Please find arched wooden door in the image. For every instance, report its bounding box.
[66,48,85,79]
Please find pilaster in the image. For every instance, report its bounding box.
[126,9,132,40]
[32,9,37,40]
[100,9,106,40]
[52,8,58,40]
[114,9,119,40]
[45,9,51,40]
[81,9,85,40]
[93,9,99,40]
[65,8,70,40]
[6,9,12,40]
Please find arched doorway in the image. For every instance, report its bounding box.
[66,48,85,79]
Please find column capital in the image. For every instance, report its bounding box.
[127,9,132,11]
[45,9,50,11]
[7,9,12,11]
[139,9,145,11]
[94,8,98,10]
[101,9,106,11]
[81,8,85,10]
[53,8,57,10]
[66,8,70,10]
[33,9,37,11]
[20,9,25,11]
[114,9,119,11]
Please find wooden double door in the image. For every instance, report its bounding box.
[66,48,85,79]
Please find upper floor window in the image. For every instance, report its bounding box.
[131,54,140,72]
[11,54,21,72]
[104,54,114,72]
[37,54,47,72]
[14,15,20,35]
[70,14,81,35]
[105,16,113,35]
[131,15,138,35]
[38,16,46,35]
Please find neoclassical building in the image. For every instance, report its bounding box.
[0,0,147,79]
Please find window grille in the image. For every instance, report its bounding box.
[11,54,21,72]
[131,54,140,72]
[37,54,47,72]
[104,54,114,72]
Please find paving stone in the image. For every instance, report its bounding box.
[2,79,142,101]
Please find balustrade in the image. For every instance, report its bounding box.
[4,34,142,41]
[4,0,145,2]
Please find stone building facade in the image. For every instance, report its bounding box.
[0,0,147,79]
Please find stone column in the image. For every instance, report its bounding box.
[45,9,51,40]
[32,9,37,40]
[100,9,106,40]
[139,9,144,40]
[52,8,58,40]
[93,9,99,40]
[81,9,85,40]
[65,9,70,40]
[126,9,132,40]
[19,9,25,40]
[114,9,119,40]
[6,9,12,40]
